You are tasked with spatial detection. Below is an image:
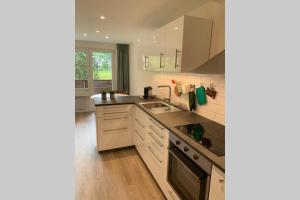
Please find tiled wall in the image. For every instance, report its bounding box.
[146,73,224,125]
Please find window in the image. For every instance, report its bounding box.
[75,48,114,96]
[92,52,112,80]
[75,50,88,88]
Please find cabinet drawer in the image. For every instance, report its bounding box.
[135,118,147,129]
[135,128,146,143]
[102,116,129,131]
[96,105,132,118]
[148,119,167,140]
[147,143,164,170]
[96,104,132,112]
[144,144,165,189]
[98,131,131,151]
[148,130,165,153]
[135,107,149,126]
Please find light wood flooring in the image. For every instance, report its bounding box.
[75,112,165,200]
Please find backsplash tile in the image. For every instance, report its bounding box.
[150,73,225,125]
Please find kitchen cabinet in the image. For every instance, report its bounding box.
[209,165,225,200]
[133,106,178,199]
[138,27,165,72]
[138,15,212,73]
[95,105,133,151]
[133,106,149,159]
[144,116,169,181]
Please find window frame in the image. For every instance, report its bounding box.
[75,47,115,97]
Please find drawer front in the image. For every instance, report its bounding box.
[96,114,132,151]
[96,105,132,118]
[147,142,164,170]
[135,107,149,126]
[102,116,129,131]
[135,118,147,130]
[148,130,165,153]
[144,143,165,189]
[135,133,147,158]
[135,128,146,143]
[96,104,132,112]
[98,130,131,151]
[148,118,168,139]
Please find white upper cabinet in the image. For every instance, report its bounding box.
[138,15,212,73]
[164,16,184,72]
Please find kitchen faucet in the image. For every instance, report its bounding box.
[157,85,171,103]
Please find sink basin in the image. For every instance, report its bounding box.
[139,101,181,114]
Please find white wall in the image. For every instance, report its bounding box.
[129,1,225,124]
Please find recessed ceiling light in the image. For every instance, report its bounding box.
[105,35,109,39]
[137,39,140,42]
[100,16,105,20]
[152,36,156,39]
[83,33,87,37]
[96,30,100,33]
[174,27,179,30]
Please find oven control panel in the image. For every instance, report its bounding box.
[169,132,212,175]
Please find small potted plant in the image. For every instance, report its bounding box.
[101,91,107,100]
[109,91,115,99]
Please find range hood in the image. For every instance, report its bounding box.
[191,50,225,74]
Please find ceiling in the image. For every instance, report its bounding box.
[75,0,210,43]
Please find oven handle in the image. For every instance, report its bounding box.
[168,147,207,180]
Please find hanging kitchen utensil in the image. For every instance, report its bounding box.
[188,84,196,111]
[196,85,207,105]
[174,83,182,96]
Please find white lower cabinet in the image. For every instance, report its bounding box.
[133,106,180,200]
[96,104,223,200]
[95,105,133,151]
[209,165,225,200]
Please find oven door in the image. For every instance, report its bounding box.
[167,146,209,200]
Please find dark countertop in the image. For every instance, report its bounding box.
[93,95,225,172]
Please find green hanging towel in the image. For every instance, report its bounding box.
[196,86,207,105]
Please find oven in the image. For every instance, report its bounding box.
[167,132,212,200]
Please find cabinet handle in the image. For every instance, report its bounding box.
[175,49,180,68]
[160,52,165,68]
[144,56,149,69]
[219,178,225,183]
[103,106,128,110]
[103,112,128,115]
[103,128,127,132]
[148,146,163,163]
[148,118,165,130]
[135,130,145,141]
[149,125,164,139]
[104,116,128,120]
[148,132,163,147]
[135,119,145,128]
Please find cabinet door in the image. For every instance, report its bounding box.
[209,166,225,200]
[147,27,165,72]
[164,16,184,72]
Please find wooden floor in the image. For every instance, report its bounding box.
[75,112,165,200]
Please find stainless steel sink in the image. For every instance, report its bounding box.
[139,101,181,114]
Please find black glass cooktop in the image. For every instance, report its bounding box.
[175,122,225,156]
